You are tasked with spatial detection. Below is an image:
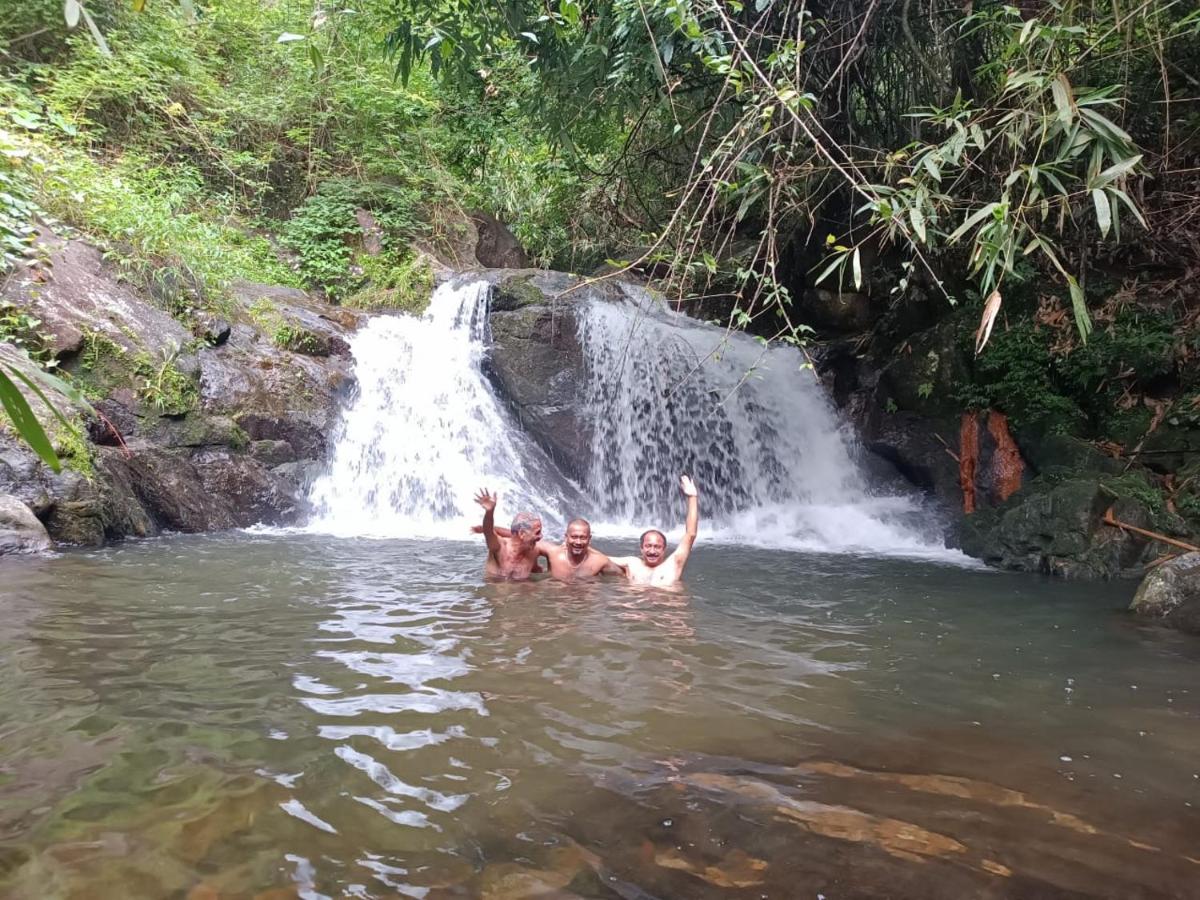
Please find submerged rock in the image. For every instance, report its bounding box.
[0,493,51,554]
[1130,552,1200,633]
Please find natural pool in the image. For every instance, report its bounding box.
[1,535,1197,898]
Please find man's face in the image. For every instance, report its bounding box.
[517,519,542,547]
[566,523,591,559]
[641,532,667,567]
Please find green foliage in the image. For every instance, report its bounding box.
[281,179,422,298]
[133,346,197,415]
[956,323,1083,433]
[344,251,433,315]
[0,303,51,361]
[957,307,1179,440]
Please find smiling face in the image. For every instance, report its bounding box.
[640,529,667,567]
[565,519,592,562]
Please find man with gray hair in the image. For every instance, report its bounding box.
[474,488,547,580]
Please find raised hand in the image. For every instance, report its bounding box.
[680,474,698,497]
[474,488,497,512]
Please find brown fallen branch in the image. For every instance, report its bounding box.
[1102,507,1200,554]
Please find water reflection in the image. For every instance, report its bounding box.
[0,535,1197,898]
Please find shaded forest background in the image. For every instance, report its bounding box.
[0,0,1197,493]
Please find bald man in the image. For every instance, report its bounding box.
[475,516,624,581]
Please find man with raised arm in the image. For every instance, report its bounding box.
[474,489,547,581]
[472,517,624,581]
[610,475,700,586]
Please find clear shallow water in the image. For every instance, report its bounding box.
[0,535,1198,899]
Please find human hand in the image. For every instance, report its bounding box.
[474,488,497,512]
[680,474,698,497]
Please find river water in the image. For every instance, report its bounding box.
[2,535,1197,899]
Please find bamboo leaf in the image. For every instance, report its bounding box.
[1067,277,1092,343]
[78,4,111,56]
[1051,73,1074,125]
[0,367,61,472]
[909,205,926,243]
[1092,154,1142,188]
[812,251,848,286]
[974,289,1002,356]
[948,202,999,244]
[1091,188,1111,238]
[1109,187,1147,229]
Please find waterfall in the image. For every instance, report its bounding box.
[306,280,578,538]
[308,277,957,559]
[577,296,949,556]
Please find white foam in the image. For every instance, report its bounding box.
[303,278,969,563]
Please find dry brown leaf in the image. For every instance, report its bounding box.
[974,289,1003,356]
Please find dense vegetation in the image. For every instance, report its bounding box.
[0,0,1197,477]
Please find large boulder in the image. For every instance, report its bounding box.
[1,230,192,358]
[1130,552,1200,633]
[471,211,529,268]
[0,493,51,555]
[483,271,631,481]
[955,476,1166,578]
[0,231,362,547]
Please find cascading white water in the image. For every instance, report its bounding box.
[578,293,953,557]
[307,279,577,538]
[308,277,961,560]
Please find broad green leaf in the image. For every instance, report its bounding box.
[1091,188,1111,237]
[4,366,77,435]
[0,367,61,472]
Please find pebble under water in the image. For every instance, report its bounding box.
[1,534,1198,899]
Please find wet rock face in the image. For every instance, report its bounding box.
[0,233,361,548]
[1130,552,1200,633]
[471,212,530,269]
[0,493,51,555]
[954,476,1161,579]
[483,271,629,481]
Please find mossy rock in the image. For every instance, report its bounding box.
[956,474,1172,579]
[491,274,548,311]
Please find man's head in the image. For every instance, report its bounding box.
[640,529,667,567]
[510,512,543,546]
[565,518,592,560]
